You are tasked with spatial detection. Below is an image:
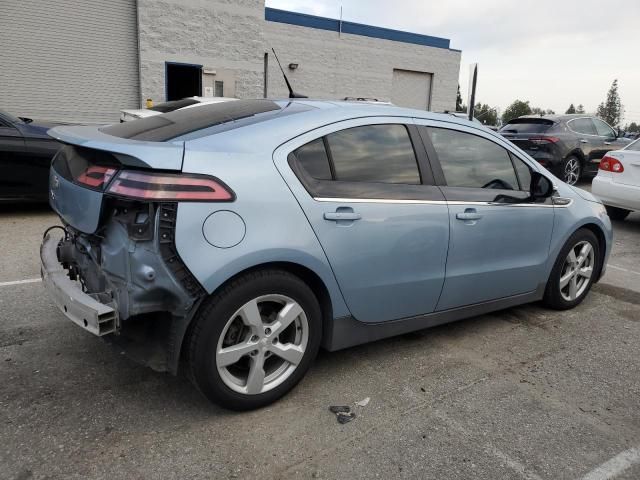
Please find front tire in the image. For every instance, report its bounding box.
[543,229,600,310]
[605,205,630,221]
[188,269,322,410]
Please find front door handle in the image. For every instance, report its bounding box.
[456,209,483,221]
[604,141,612,145]
[580,139,589,144]
[324,211,362,221]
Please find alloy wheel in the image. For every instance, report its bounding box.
[559,240,595,301]
[563,158,580,185]
[215,294,309,395]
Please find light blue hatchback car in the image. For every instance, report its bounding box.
[41,99,612,409]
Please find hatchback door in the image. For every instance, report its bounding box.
[274,118,449,323]
[416,121,555,311]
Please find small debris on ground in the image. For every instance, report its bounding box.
[329,405,356,424]
[355,397,370,407]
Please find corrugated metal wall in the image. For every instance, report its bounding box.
[391,69,433,110]
[0,0,140,124]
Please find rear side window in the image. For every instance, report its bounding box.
[429,128,519,190]
[568,118,597,135]
[294,139,332,180]
[326,125,420,184]
[499,118,554,134]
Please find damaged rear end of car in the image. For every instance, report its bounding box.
[41,126,234,373]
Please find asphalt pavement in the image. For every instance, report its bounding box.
[1,185,639,480]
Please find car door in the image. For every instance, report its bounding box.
[592,117,625,159]
[273,118,450,323]
[415,121,555,311]
[567,117,598,162]
[0,118,27,199]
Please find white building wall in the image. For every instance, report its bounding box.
[263,21,461,112]
[137,0,265,104]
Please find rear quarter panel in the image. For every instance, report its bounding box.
[175,146,350,319]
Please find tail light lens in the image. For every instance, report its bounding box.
[75,165,118,190]
[530,136,560,144]
[599,156,624,173]
[106,171,234,201]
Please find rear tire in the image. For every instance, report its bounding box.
[605,205,630,221]
[561,156,581,185]
[188,269,322,410]
[543,229,600,310]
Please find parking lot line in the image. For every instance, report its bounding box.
[580,446,640,480]
[607,264,640,276]
[0,278,41,287]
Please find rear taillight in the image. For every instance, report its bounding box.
[599,155,624,173]
[75,165,117,190]
[529,136,560,144]
[106,171,234,201]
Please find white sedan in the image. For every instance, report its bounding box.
[119,96,237,122]
[592,138,640,220]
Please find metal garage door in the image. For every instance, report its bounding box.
[0,0,140,124]
[391,69,432,110]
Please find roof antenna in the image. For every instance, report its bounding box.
[271,48,307,99]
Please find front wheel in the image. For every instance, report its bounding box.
[543,229,600,310]
[562,156,581,185]
[187,270,322,410]
[605,205,630,221]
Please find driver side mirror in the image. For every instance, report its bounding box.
[530,172,554,199]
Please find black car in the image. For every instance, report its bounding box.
[499,115,630,185]
[0,109,65,202]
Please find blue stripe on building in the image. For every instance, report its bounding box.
[265,8,452,50]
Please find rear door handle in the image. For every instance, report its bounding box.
[324,211,362,221]
[580,139,589,144]
[604,142,612,145]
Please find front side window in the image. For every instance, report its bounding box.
[569,118,597,136]
[326,124,420,184]
[428,128,519,190]
[593,118,616,138]
[511,154,532,191]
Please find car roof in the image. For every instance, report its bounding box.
[515,114,595,123]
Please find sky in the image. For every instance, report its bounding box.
[265,0,640,125]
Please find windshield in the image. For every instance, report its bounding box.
[500,118,555,134]
[149,98,200,113]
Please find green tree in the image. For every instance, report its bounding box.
[626,122,639,133]
[474,103,498,126]
[596,79,624,128]
[566,104,576,114]
[531,107,555,116]
[456,85,465,112]
[576,104,585,114]
[502,100,532,123]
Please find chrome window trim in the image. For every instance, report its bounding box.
[566,117,604,138]
[313,197,569,208]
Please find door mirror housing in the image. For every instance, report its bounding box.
[530,172,554,199]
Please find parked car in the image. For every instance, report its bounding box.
[119,96,237,122]
[41,99,612,410]
[0,109,65,202]
[499,115,630,185]
[592,138,640,220]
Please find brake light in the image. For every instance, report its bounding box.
[599,156,624,173]
[106,171,234,201]
[75,165,117,190]
[529,136,560,144]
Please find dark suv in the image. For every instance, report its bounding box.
[499,115,629,185]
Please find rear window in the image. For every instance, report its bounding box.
[149,98,199,113]
[102,99,311,142]
[499,118,555,134]
[626,138,640,151]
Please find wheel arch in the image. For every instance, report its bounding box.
[577,222,607,282]
[178,261,337,370]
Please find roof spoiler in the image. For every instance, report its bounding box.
[48,125,185,170]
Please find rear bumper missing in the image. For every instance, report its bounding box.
[40,233,118,336]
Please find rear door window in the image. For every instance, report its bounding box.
[428,128,519,190]
[326,124,420,184]
[569,118,597,135]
